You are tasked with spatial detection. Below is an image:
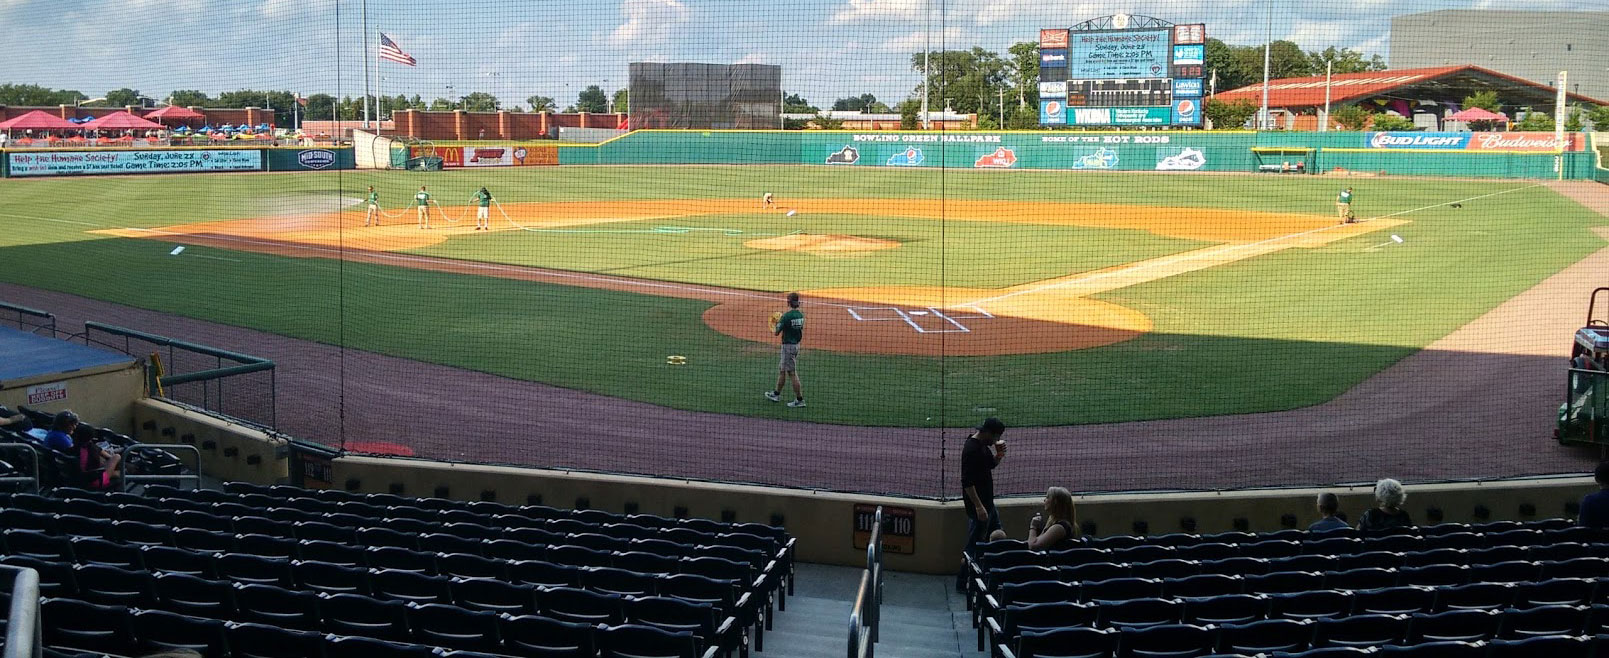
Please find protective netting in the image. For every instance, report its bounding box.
[0,0,1605,498]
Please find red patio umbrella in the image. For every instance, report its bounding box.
[82,111,166,131]
[144,106,205,121]
[0,110,78,131]
[1447,107,1507,122]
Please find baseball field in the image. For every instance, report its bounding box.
[0,165,1603,429]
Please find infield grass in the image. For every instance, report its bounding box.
[0,166,1602,426]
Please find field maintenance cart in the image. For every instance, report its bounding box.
[1558,287,1609,446]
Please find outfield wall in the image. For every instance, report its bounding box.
[560,129,1596,180]
[0,146,355,177]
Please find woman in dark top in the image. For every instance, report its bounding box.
[72,424,121,490]
[1357,478,1412,532]
[1027,486,1079,550]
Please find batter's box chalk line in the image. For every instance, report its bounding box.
[844,305,993,334]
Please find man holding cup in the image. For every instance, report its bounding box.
[957,417,1006,592]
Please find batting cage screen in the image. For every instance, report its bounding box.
[629,62,782,130]
[0,1,1603,501]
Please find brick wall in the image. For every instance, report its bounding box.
[389,110,626,140]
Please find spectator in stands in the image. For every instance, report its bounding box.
[958,417,1006,591]
[0,407,30,432]
[43,410,78,453]
[1310,492,1348,532]
[73,423,121,490]
[1357,478,1412,532]
[1576,461,1609,528]
[1026,486,1078,550]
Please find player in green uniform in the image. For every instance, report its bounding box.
[765,292,806,407]
[473,187,493,231]
[415,186,432,229]
[1337,187,1354,223]
[364,186,380,227]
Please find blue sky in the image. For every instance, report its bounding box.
[0,0,1585,110]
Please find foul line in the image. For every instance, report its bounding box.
[964,184,1544,308]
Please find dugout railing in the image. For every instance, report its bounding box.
[83,322,277,432]
[1,565,42,658]
[847,506,885,658]
[0,302,54,337]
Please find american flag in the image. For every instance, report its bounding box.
[378,33,416,66]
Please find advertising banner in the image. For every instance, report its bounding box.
[1067,106,1171,126]
[462,147,513,167]
[1172,78,1204,97]
[1040,99,1067,125]
[430,146,465,167]
[265,147,355,171]
[1038,81,1068,98]
[1172,99,1202,125]
[1039,29,1069,49]
[512,145,559,166]
[1039,49,1068,68]
[1364,131,1584,152]
[6,149,261,177]
[1173,24,1206,45]
[1067,29,1171,79]
[1172,44,1205,66]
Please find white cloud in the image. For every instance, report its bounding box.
[734,53,768,64]
[609,0,690,46]
[880,27,965,52]
[831,0,924,23]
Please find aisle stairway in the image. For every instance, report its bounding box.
[764,563,986,658]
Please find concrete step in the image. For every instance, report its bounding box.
[761,564,987,658]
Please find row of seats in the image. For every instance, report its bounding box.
[983,518,1578,550]
[998,623,1603,658]
[43,596,716,658]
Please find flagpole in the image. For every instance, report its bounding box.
[377,70,383,136]
[362,0,372,128]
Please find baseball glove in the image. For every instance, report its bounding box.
[768,311,783,328]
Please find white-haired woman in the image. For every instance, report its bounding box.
[1357,478,1412,532]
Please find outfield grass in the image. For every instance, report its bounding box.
[0,167,1601,426]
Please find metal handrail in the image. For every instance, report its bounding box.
[847,506,884,658]
[1,565,42,658]
[0,302,54,337]
[120,444,202,491]
[0,443,41,493]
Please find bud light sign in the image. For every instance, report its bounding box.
[1366,132,1471,149]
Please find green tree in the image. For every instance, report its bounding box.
[410,94,426,109]
[909,47,1010,117]
[0,84,85,106]
[1513,110,1554,131]
[1307,47,1387,74]
[811,113,844,129]
[167,90,211,107]
[898,99,919,129]
[832,93,880,112]
[1222,40,1311,91]
[1463,90,1500,112]
[429,97,454,111]
[574,85,608,113]
[459,92,499,112]
[304,94,336,121]
[526,95,556,112]
[1203,38,1253,93]
[1006,103,1040,129]
[1586,105,1609,130]
[783,93,817,113]
[1331,104,1372,130]
[612,88,628,113]
[1564,106,1584,132]
[1007,41,1040,108]
[1204,98,1258,129]
[1369,114,1417,131]
[104,88,142,107]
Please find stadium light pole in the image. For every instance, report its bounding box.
[921,0,931,129]
[361,0,371,129]
[1260,0,1272,130]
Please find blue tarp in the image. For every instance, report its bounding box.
[0,327,134,381]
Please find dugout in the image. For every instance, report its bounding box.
[1250,146,1316,174]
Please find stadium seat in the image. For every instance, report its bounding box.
[52,514,113,539]
[369,568,453,604]
[299,538,366,566]
[1513,577,1595,607]
[1180,594,1267,625]
[1468,561,1542,583]
[438,552,507,580]
[141,545,217,578]
[998,581,1080,607]
[41,598,134,655]
[498,613,598,657]
[234,583,323,631]
[1269,590,1354,620]
[235,533,299,558]
[1541,557,1609,579]
[1174,543,1237,562]
[1423,533,1482,551]
[989,602,1098,644]
[1240,540,1301,560]
[1266,556,1334,574]
[1204,557,1269,576]
[550,544,617,570]
[73,564,155,606]
[1216,618,1314,654]
[1398,565,1468,587]
[1351,585,1441,614]
[1372,640,1484,657]
[174,527,235,553]
[1312,613,1409,648]
[420,532,486,556]
[1485,633,1592,658]
[1406,609,1499,642]
[1063,562,1128,583]
[1164,574,1242,599]
[1095,597,1181,629]
[225,622,327,658]
[1132,559,1200,580]
[152,571,237,616]
[173,509,234,532]
[1433,582,1514,611]
[68,536,142,569]
[1083,577,1164,603]
[540,586,626,625]
[324,635,437,658]
[451,577,539,615]
[586,566,659,597]
[293,559,373,595]
[1247,571,1325,594]
[1497,604,1588,638]
[1305,537,1362,556]
[1337,551,1405,571]
[5,529,74,561]
[597,623,702,658]
[509,559,582,588]
[215,553,296,586]
[132,608,229,658]
[320,592,412,641]
[615,550,679,575]
[1117,623,1214,658]
[366,546,440,574]
[359,526,421,550]
[1014,625,1119,658]
[406,602,503,652]
[659,573,741,612]
[625,595,726,650]
[295,521,357,544]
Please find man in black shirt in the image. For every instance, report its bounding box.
[958,417,1006,591]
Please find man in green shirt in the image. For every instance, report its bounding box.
[765,292,806,407]
[473,187,493,231]
[415,186,432,229]
[1337,187,1354,223]
[364,186,381,227]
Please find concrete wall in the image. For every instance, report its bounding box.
[0,361,144,435]
[312,453,1596,574]
[132,399,289,485]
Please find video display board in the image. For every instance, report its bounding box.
[1039,18,1205,127]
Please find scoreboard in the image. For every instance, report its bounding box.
[1039,18,1205,127]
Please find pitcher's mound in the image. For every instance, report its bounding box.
[745,233,898,255]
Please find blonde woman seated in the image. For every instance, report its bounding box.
[998,487,1079,549]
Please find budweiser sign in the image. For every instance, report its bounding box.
[1467,132,1583,152]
